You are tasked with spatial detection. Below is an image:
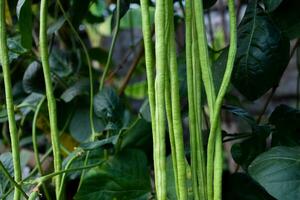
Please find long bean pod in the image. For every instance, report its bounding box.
[154,0,167,197]
[207,1,237,199]
[167,1,188,199]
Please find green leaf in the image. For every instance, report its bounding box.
[124,81,147,100]
[263,0,283,12]
[223,173,275,200]
[0,36,28,64]
[269,104,300,146]
[47,17,66,35]
[166,155,193,200]
[69,107,104,142]
[249,146,300,200]
[212,49,229,93]
[49,50,73,78]
[139,100,151,122]
[120,117,152,152]
[80,136,118,151]
[232,1,290,100]
[17,0,32,49]
[18,93,44,116]
[0,153,13,196]
[120,8,154,29]
[270,0,300,39]
[231,125,271,169]
[223,105,256,127]
[94,87,124,124]
[75,149,151,200]
[60,79,90,103]
[22,61,45,94]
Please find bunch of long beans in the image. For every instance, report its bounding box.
[140,0,237,199]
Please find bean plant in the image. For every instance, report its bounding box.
[0,0,299,200]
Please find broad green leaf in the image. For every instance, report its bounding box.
[22,61,45,94]
[270,0,300,39]
[263,0,283,12]
[232,1,290,100]
[63,149,106,180]
[212,49,229,93]
[18,93,44,116]
[120,117,152,152]
[139,100,151,122]
[120,8,154,29]
[93,87,124,125]
[231,125,271,169]
[69,107,104,142]
[60,79,90,103]
[166,155,193,200]
[0,36,28,64]
[0,153,13,196]
[17,0,32,49]
[269,104,300,146]
[124,81,147,100]
[47,17,66,35]
[75,149,151,200]
[223,105,256,127]
[223,173,275,200]
[249,146,300,200]
[49,50,73,78]
[80,136,118,151]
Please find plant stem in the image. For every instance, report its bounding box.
[39,0,62,197]
[0,1,22,199]
[0,161,28,199]
[99,0,121,90]
[34,160,104,185]
[32,96,51,200]
[58,155,78,199]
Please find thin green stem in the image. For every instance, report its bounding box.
[99,0,121,90]
[39,0,62,197]
[0,1,22,199]
[32,96,51,200]
[0,161,28,199]
[33,160,104,185]
[58,155,78,199]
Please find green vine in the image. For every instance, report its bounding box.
[0,1,22,199]
[100,0,121,90]
[39,0,62,197]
